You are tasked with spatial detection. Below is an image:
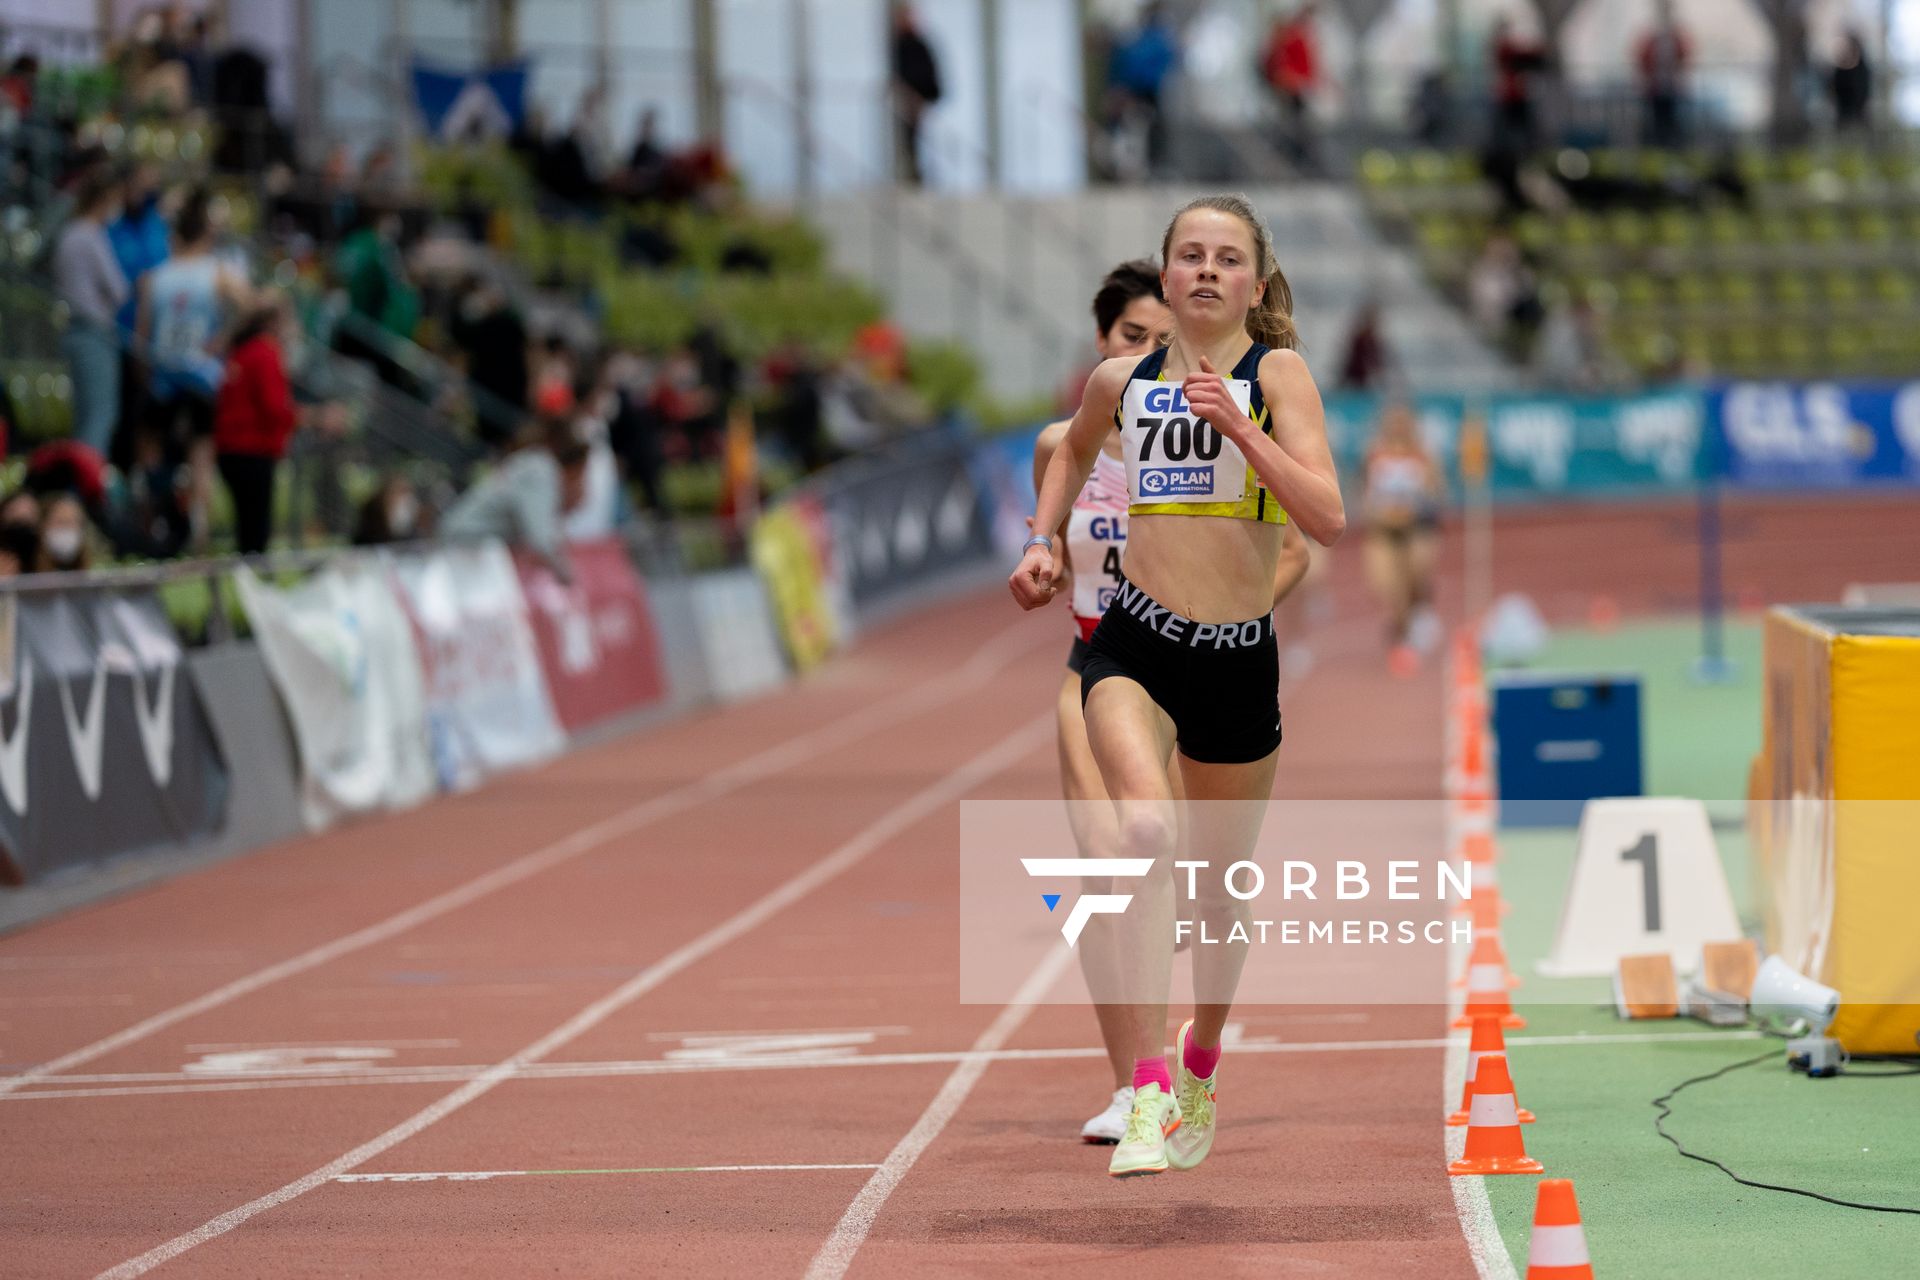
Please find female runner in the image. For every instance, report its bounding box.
[1012,195,1345,1178]
[1360,402,1444,665]
[1033,261,1311,1145]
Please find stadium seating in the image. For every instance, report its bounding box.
[1360,145,1920,380]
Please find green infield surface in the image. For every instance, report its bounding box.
[1481,618,1920,1277]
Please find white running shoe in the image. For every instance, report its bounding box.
[1080,1085,1135,1144]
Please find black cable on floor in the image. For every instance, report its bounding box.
[1652,1049,1920,1215]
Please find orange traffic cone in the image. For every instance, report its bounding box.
[1456,829,1498,866]
[1464,883,1508,932]
[1452,930,1522,990]
[1449,1014,1536,1124]
[1448,1054,1543,1175]
[1452,859,1506,921]
[1525,1179,1593,1278]
[1454,941,1526,1028]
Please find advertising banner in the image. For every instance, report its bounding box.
[514,537,669,735]
[750,495,846,672]
[1710,382,1920,489]
[817,434,996,608]
[389,542,564,791]
[235,558,438,831]
[0,590,229,884]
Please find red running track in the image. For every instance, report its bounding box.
[0,581,1464,1278]
[6,490,1911,1277]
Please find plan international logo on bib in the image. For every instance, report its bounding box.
[1139,466,1215,497]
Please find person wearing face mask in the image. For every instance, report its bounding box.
[36,493,94,574]
[54,170,131,457]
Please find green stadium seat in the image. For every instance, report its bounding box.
[1671,270,1713,309]
[1852,210,1895,243]
[1802,209,1846,243]
[1619,272,1663,308]
[1653,210,1698,248]
[1719,273,1761,308]
[1359,151,1399,186]
[1772,271,1814,305]
[1704,210,1748,248]
[1872,269,1914,306]
[1822,271,1862,306]
[1607,210,1649,250]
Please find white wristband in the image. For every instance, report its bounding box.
[1022,535,1053,554]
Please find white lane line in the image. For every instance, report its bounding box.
[94,713,1056,1280]
[1,619,1045,1101]
[183,1040,462,1053]
[1446,924,1520,1280]
[804,946,1075,1280]
[337,1164,882,1183]
[6,1029,1764,1101]
[1444,646,1520,1280]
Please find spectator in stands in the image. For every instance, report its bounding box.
[110,165,172,329]
[891,4,943,186]
[763,342,831,474]
[595,352,669,516]
[1409,69,1453,147]
[0,384,18,459]
[141,186,250,550]
[119,5,192,116]
[1467,231,1523,335]
[0,523,36,579]
[1,491,43,542]
[213,292,300,555]
[353,474,429,547]
[110,164,173,458]
[620,107,670,202]
[1831,31,1872,133]
[439,417,592,583]
[1262,4,1323,173]
[1,55,38,119]
[1108,2,1179,176]
[35,491,96,573]
[1635,0,1692,149]
[1535,294,1627,391]
[1488,16,1547,154]
[333,205,420,391]
[1338,301,1395,391]
[54,170,131,457]
[181,12,218,109]
[449,275,531,448]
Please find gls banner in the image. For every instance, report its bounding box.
[0,591,228,884]
[1711,382,1920,488]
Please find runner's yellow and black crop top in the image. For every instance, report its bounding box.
[1113,344,1287,525]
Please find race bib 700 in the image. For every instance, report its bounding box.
[1119,379,1253,505]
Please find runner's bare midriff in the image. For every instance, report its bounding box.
[1123,513,1284,622]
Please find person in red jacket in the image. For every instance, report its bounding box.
[214,292,301,555]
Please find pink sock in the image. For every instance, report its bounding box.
[1132,1056,1173,1094]
[1184,1035,1222,1080]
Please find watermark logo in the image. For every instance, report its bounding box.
[1021,858,1154,947]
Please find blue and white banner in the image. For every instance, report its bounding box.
[410,57,530,143]
[1709,382,1920,489]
